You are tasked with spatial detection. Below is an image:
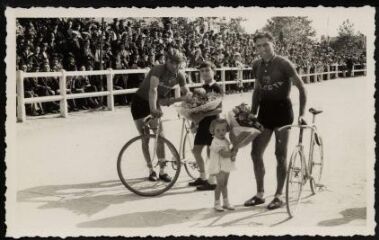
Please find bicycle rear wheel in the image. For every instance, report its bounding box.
[286,148,305,217]
[182,131,200,180]
[117,134,181,196]
[310,133,324,194]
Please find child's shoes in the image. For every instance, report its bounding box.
[214,201,225,212]
[223,199,235,210]
[223,203,235,210]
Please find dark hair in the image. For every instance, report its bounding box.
[198,61,216,71]
[166,48,186,63]
[253,32,274,43]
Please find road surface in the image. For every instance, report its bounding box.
[6,76,376,237]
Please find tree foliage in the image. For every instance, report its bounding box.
[263,17,316,46]
[329,19,366,57]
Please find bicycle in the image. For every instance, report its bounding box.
[278,107,325,217]
[117,114,200,196]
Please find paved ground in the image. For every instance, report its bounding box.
[6,76,376,237]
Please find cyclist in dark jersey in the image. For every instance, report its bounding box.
[130,49,191,182]
[244,32,307,210]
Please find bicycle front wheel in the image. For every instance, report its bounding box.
[182,131,200,180]
[286,148,305,217]
[310,133,324,194]
[117,134,181,196]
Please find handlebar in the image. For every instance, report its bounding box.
[277,124,316,132]
[144,115,161,128]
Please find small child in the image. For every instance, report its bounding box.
[208,118,236,211]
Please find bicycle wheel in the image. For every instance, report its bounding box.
[117,134,181,196]
[310,133,324,194]
[286,148,305,217]
[182,131,200,180]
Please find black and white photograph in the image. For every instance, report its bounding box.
[4,6,376,237]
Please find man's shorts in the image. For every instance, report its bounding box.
[194,115,218,146]
[131,94,160,120]
[258,98,294,130]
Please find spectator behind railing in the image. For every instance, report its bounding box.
[16,18,367,116]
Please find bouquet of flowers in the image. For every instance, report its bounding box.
[175,88,222,122]
[227,103,264,149]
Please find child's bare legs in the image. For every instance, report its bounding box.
[221,172,234,210]
[214,171,234,211]
[192,145,206,180]
[214,173,224,211]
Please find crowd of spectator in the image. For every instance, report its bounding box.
[16,17,366,116]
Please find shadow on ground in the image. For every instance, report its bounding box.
[17,179,198,216]
[77,204,290,228]
[317,207,366,226]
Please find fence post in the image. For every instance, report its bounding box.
[335,64,339,78]
[187,71,193,84]
[60,70,68,118]
[107,68,114,111]
[327,65,331,80]
[306,65,311,83]
[16,70,26,122]
[221,69,226,94]
[351,64,355,77]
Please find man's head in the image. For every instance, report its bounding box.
[165,49,185,73]
[253,32,275,59]
[198,61,216,83]
[43,63,50,72]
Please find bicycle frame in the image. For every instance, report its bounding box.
[177,116,195,163]
[278,121,319,183]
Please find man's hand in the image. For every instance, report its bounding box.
[298,115,307,125]
[248,113,258,121]
[151,108,163,118]
[184,92,193,101]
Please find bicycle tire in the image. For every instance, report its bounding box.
[182,131,200,180]
[117,134,181,196]
[286,148,305,218]
[310,133,324,194]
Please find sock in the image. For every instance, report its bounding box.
[274,194,282,199]
[214,199,221,206]
[223,198,230,206]
[158,159,165,175]
[256,192,264,199]
[200,172,207,180]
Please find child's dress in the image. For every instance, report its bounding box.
[208,137,236,175]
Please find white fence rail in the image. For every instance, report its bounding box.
[16,64,366,122]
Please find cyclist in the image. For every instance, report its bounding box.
[244,32,307,210]
[130,49,191,182]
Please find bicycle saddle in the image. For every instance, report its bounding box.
[309,108,323,115]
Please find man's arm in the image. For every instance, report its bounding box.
[251,79,261,115]
[290,73,307,118]
[149,75,161,116]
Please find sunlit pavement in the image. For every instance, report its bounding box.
[7,77,374,237]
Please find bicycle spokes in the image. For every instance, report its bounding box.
[117,134,181,196]
[286,150,304,217]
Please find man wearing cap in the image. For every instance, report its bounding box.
[130,49,192,182]
[244,32,307,210]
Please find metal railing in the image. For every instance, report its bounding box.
[16,64,366,122]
